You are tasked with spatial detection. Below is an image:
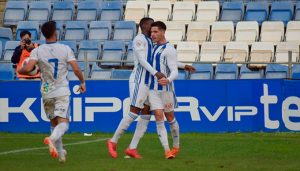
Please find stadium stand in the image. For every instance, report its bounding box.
[149,0,172,21]
[249,42,275,67]
[100,1,123,21]
[0,27,12,49]
[172,1,195,23]
[240,64,264,79]
[244,1,268,26]
[260,21,285,43]
[101,40,125,66]
[285,21,300,42]
[190,63,213,80]
[78,40,101,70]
[76,1,99,21]
[16,21,39,41]
[165,21,186,45]
[176,41,199,65]
[275,42,299,63]
[292,64,300,79]
[27,1,51,23]
[215,63,238,79]
[124,41,133,66]
[51,1,74,22]
[0,63,14,80]
[113,21,136,42]
[211,21,234,44]
[124,1,148,23]
[269,1,294,26]
[3,1,27,26]
[3,41,20,61]
[186,22,210,45]
[59,41,77,54]
[199,42,224,62]
[64,21,88,41]
[91,69,112,79]
[266,64,288,79]
[111,69,131,79]
[176,70,188,80]
[223,41,248,63]
[88,21,112,41]
[296,2,300,21]
[196,1,220,24]
[220,1,244,25]
[235,21,259,44]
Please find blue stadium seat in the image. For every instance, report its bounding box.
[3,1,27,26]
[190,64,213,80]
[0,42,2,59]
[100,1,123,21]
[220,1,244,24]
[101,40,125,66]
[40,21,63,40]
[292,64,300,79]
[3,41,19,61]
[266,64,288,79]
[176,70,187,80]
[16,21,39,41]
[111,69,132,79]
[240,64,263,79]
[91,69,112,79]
[77,1,99,21]
[124,41,133,66]
[58,41,77,54]
[245,2,269,25]
[0,63,14,80]
[295,2,300,21]
[52,1,74,22]
[88,21,112,41]
[269,1,293,26]
[0,27,12,49]
[64,21,88,41]
[78,40,101,70]
[28,1,51,23]
[113,21,136,41]
[215,64,238,79]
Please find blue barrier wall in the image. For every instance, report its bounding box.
[0,79,300,133]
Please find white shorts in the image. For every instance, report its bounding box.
[149,90,176,112]
[129,82,149,109]
[43,95,70,120]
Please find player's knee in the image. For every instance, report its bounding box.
[164,111,175,122]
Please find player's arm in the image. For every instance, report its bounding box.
[177,61,196,73]
[134,37,165,79]
[67,46,86,93]
[18,48,38,75]
[159,48,178,86]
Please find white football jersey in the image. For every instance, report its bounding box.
[29,42,76,99]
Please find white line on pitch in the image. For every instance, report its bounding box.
[0,137,109,155]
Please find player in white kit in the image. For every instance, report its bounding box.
[18,21,86,163]
[149,21,179,159]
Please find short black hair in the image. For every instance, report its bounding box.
[139,17,154,29]
[41,21,56,39]
[20,30,31,38]
[151,21,167,31]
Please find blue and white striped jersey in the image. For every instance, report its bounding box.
[129,34,158,85]
[149,42,178,91]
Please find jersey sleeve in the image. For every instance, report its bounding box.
[133,36,157,76]
[177,61,186,69]
[166,47,178,82]
[29,48,39,61]
[66,45,76,62]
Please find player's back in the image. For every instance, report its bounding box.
[32,42,76,98]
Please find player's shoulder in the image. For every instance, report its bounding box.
[133,34,147,43]
[166,42,176,53]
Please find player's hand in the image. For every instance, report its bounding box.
[158,77,170,86]
[20,41,25,49]
[155,72,166,79]
[77,83,86,93]
[184,65,196,73]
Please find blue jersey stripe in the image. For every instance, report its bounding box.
[149,45,160,89]
[156,44,167,91]
[144,36,152,85]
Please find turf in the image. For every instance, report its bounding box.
[0,132,300,171]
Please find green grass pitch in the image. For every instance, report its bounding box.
[1,132,300,171]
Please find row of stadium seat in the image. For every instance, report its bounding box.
[1,62,299,81]
[4,1,300,26]
[1,20,300,47]
[0,40,299,68]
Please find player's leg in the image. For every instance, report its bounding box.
[150,90,174,159]
[43,98,59,159]
[163,92,180,156]
[126,104,151,158]
[107,83,146,158]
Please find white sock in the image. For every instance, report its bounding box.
[51,126,64,153]
[168,118,180,148]
[129,114,151,149]
[111,112,138,143]
[156,121,170,152]
[50,122,69,142]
